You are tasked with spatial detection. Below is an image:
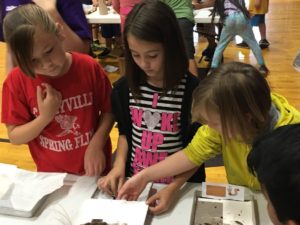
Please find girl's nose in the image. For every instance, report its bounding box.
[39,57,52,69]
[140,58,150,69]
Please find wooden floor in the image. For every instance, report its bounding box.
[1,0,300,183]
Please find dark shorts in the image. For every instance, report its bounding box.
[251,14,265,26]
[177,18,195,59]
[101,24,121,38]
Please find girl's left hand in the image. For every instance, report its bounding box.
[117,173,148,201]
[146,185,177,215]
[84,144,106,176]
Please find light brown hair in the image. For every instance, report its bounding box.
[3,4,58,77]
[192,62,271,143]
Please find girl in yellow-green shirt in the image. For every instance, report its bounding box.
[117,61,300,201]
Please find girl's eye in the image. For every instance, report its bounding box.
[132,54,140,58]
[32,59,39,66]
[148,55,157,59]
[46,48,53,54]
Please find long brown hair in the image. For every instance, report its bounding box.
[123,0,188,98]
[3,4,58,77]
[192,62,271,143]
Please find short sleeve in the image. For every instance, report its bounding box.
[1,74,32,125]
[183,125,222,166]
[57,0,92,40]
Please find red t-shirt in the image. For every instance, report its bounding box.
[2,52,112,175]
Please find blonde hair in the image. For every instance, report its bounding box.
[3,4,58,77]
[192,62,271,143]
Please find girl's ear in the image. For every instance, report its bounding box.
[56,23,66,41]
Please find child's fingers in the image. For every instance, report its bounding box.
[147,195,167,214]
[117,177,125,194]
[36,86,43,105]
[97,178,114,196]
[149,204,166,215]
[87,163,98,176]
[84,163,93,176]
[41,83,62,101]
[146,194,158,206]
[117,190,128,200]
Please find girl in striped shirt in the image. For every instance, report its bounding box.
[98,0,205,215]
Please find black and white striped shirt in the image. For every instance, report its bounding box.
[128,76,187,183]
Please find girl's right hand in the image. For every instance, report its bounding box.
[37,83,62,123]
[97,166,125,197]
[117,172,148,201]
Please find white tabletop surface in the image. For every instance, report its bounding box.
[85,6,121,24]
[0,171,272,225]
[194,8,220,24]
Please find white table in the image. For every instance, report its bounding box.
[86,7,217,24]
[0,161,272,225]
[85,7,121,24]
[0,174,97,225]
[194,8,219,24]
[0,178,273,225]
[148,183,273,225]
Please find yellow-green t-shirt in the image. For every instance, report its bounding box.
[183,93,300,190]
[249,0,269,14]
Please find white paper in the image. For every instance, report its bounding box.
[0,174,13,198]
[73,182,152,225]
[0,164,66,212]
[73,199,148,225]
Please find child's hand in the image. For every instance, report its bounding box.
[84,145,106,176]
[146,185,176,215]
[117,173,148,201]
[33,0,56,12]
[37,83,62,123]
[92,0,99,7]
[97,166,125,197]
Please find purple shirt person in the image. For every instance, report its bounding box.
[1,0,91,49]
[1,0,92,74]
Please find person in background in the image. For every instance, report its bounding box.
[162,0,198,76]
[89,0,122,58]
[2,4,114,176]
[116,62,300,203]
[98,0,205,215]
[248,124,300,225]
[193,0,217,62]
[112,0,140,32]
[1,0,91,75]
[210,0,269,76]
[237,0,270,49]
